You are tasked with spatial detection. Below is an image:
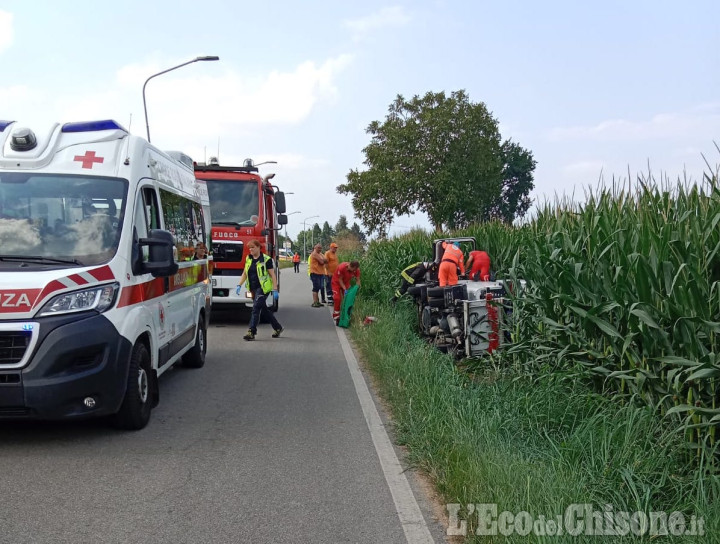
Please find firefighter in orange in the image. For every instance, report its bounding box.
[438,241,465,287]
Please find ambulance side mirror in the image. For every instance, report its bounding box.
[138,229,179,277]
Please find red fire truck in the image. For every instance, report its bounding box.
[194,158,287,311]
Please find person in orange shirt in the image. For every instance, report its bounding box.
[324,242,340,304]
[292,251,301,273]
[438,241,465,287]
[309,243,328,307]
[466,250,491,281]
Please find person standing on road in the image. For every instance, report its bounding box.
[292,251,301,273]
[236,240,283,340]
[309,243,328,307]
[324,242,339,304]
[331,260,361,324]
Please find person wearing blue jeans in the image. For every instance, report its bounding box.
[236,239,283,340]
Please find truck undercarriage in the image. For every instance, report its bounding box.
[405,237,521,360]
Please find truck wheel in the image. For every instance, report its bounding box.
[406,285,422,297]
[182,314,206,368]
[113,342,153,430]
[427,286,445,298]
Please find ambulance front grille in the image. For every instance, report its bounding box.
[0,332,31,365]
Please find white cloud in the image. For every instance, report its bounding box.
[548,104,720,143]
[114,54,353,144]
[0,85,35,105]
[343,6,411,40]
[1,53,353,149]
[0,11,13,54]
[562,160,606,177]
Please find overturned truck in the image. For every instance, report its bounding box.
[405,237,520,360]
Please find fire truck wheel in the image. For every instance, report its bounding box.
[182,314,207,368]
[113,342,153,430]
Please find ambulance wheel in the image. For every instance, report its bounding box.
[113,342,153,430]
[182,314,206,368]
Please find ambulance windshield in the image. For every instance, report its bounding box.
[0,173,127,267]
[203,179,259,226]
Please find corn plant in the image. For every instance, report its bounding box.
[361,166,720,467]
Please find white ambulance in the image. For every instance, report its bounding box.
[0,119,211,429]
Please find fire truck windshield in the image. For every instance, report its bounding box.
[0,173,127,267]
[205,179,260,226]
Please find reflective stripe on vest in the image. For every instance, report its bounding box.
[401,262,422,284]
[245,254,273,294]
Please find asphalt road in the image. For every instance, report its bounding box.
[0,264,446,544]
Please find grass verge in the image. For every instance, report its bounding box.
[348,297,719,543]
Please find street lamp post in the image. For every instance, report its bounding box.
[303,215,319,262]
[284,211,301,251]
[142,55,219,143]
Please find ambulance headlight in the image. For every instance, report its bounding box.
[37,283,119,316]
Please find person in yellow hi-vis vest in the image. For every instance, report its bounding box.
[236,240,283,340]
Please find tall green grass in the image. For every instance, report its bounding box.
[502,174,720,464]
[351,167,720,540]
[361,170,720,466]
[350,298,718,542]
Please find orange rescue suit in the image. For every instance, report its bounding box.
[438,243,465,287]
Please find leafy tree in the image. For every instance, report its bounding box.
[350,222,366,243]
[337,90,535,236]
[320,221,335,247]
[335,215,350,236]
[294,223,322,258]
[311,223,322,247]
[493,140,536,224]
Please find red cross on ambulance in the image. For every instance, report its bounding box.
[73,150,104,169]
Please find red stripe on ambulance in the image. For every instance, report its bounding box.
[117,263,209,308]
[0,289,41,313]
[88,265,114,282]
[30,265,117,309]
[117,278,166,308]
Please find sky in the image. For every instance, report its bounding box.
[1,0,718,239]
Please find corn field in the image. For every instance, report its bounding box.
[361,169,720,467]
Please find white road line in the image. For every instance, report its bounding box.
[335,325,436,544]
